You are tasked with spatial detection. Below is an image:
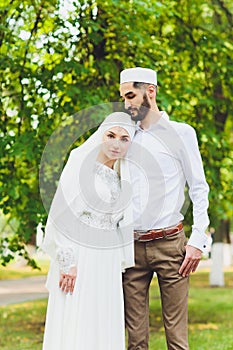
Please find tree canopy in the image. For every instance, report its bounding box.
[0,0,232,266]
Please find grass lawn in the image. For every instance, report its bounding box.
[0,258,49,280]
[0,270,232,349]
[149,270,233,349]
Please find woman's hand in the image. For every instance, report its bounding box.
[59,266,77,294]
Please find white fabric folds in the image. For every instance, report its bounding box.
[41,112,136,270]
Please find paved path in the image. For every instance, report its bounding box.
[0,260,214,307]
[0,276,48,306]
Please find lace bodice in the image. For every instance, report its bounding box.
[57,162,122,272]
[95,161,121,202]
[79,162,122,230]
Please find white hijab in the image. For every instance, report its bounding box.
[42,112,136,270]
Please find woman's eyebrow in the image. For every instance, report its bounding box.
[107,130,129,138]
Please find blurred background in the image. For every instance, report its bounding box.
[0,1,232,349]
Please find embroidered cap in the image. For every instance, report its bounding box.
[120,67,157,85]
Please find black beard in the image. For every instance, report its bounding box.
[126,94,151,122]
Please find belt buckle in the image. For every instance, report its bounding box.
[135,230,152,242]
[135,230,148,235]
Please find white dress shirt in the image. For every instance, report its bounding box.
[128,111,209,251]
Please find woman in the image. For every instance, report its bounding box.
[41,112,136,350]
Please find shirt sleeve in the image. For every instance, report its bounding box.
[179,124,209,251]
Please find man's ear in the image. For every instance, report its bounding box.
[147,85,156,99]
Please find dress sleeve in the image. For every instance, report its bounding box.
[56,246,76,274]
[41,218,79,273]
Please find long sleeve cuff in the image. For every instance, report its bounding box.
[187,228,208,252]
[56,246,76,274]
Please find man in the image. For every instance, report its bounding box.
[119,67,209,350]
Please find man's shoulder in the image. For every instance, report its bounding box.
[169,119,196,137]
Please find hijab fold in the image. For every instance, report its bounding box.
[41,112,136,270]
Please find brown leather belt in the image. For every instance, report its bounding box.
[134,223,183,242]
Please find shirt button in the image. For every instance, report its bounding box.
[203,245,206,248]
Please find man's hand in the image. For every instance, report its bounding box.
[179,245,202,277]
[59,266,77,294]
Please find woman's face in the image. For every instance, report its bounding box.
[101,126,131,161]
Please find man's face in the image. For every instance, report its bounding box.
[120,82,151,122]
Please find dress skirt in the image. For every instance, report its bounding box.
[42,230,125,350]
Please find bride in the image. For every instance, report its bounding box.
[41,112,136,350]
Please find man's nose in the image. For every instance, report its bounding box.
[124,99,131,110]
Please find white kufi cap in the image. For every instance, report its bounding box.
[120,67,157,85]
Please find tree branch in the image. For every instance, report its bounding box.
[0,0,15,46]
[213,0,233,26]
[22,4,43,66]
[18,3,44,135]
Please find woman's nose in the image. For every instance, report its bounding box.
[112,139,120,149]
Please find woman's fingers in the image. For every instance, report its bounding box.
[60,275,68,292]
[70,276,76,293]
[59,273,66,288]
[59,270,77,294]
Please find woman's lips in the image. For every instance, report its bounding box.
[110,150,120,155]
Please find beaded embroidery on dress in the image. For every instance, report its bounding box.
[79,162,121,230]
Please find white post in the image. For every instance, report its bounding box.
[223,243,232,267]
[209,242,225,287]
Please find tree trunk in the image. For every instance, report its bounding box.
[210,219,231,287]
[213,219,231,244]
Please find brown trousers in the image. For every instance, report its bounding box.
[123,230,189,350]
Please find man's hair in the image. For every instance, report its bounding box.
[133,82,157,91]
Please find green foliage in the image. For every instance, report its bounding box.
[0,0,232,265]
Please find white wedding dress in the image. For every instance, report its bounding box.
[42,163,126,350]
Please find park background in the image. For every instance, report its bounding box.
[0,0,233,349]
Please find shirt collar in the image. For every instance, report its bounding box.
[136,111,170,132]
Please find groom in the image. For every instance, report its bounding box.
[119,67,209,349]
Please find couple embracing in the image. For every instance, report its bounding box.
[42,68,209,350]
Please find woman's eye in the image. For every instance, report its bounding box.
[107,134,114,138]
[121,138,129,142]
